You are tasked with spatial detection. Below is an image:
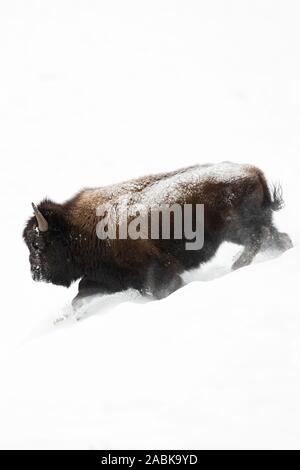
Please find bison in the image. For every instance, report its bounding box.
[23,162,292,307]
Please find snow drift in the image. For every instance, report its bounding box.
[0,246,299,449]
[0,0,299,449]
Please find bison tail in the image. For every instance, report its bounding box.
[269,183,285,211]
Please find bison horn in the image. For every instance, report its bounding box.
[31,203,49,232]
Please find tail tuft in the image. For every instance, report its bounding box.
[270,183,285,211]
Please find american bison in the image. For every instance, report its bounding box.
[23,162,292,306]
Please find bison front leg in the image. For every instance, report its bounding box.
[141,258,183,300]
[72,278,108,310]
[72,264,134,312]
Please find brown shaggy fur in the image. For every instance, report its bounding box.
[23,162,293,304]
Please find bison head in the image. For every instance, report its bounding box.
[23,201,76,287]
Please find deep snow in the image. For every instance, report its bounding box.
[0,0,299,449]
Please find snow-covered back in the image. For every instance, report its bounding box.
[0,0,299,449]
[132,162,251,206]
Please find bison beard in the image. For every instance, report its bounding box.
[23,162,292,308]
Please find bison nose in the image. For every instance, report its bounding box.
[30,253,38,263]
[31,261,43,281]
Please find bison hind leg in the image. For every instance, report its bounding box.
[231,224,293,271]
[261,226,293,253]
[231,231,264,271]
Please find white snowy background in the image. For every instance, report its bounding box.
[0,0,299,449]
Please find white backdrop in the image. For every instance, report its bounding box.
[0,1,299,449]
